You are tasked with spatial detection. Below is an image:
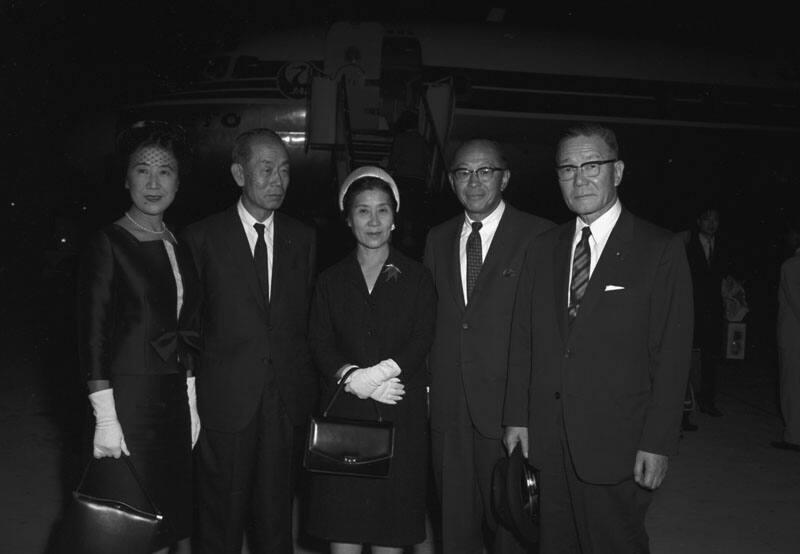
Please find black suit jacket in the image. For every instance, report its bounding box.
[424,204,553,439]
[184,205,317,432]
[505,209,693,484]
[685,232,727,346]
[78,224,202,380]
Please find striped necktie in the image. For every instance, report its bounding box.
[568,226,591,322]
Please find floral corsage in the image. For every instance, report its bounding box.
[382,263,402,283]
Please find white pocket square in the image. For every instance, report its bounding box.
[604,285,625,291]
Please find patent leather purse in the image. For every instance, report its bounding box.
[59,456,163,554]
[304,367,395,478]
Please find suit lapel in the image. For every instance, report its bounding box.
[554,223,573,342]
[270,213,291,313]
[445,218,466,311]
[467,206,515,311]
[223,206,267,314]
[570,210,634,330]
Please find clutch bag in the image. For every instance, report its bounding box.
[59,456,163,554]
[304,367,395,478]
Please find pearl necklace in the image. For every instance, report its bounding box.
[125,212,166,234]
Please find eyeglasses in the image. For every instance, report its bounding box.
[450,166,506,184]
[555,159,617,180]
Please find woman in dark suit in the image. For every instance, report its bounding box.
[76,122,200,553]
[306,167,436,553]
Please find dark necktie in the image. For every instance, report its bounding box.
[568,226,591,322]
[466,221,483,302]
[253,222,269,304]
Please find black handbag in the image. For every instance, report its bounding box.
[304,367,395,478]
[58,456,163,554]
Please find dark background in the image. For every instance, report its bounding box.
[3,1,799,375]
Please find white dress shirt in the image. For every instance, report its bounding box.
[162,240,184,317]
[567,199,622,306]
[459,200,506,304]
[698,233,714,263]
[237,199,274,297]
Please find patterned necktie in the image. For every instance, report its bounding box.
[568,226,591,322]
[253,222,269,304]
[466,221,483,302]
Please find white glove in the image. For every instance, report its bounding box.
[380,358,401,375]
[345,359,402,399]
[89,388,130,458]
[187,376,201,449]
[370,377,405,404]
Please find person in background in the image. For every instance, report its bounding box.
[77,121,200,553]
[183,128,318,554]
[388,109,429,259]
[424,139,553,553]
[505,123,693,553]
[685,206,728,417]
[775,224,800,452]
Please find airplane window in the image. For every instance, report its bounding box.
[233,56,273,79]
[203,56,230,80]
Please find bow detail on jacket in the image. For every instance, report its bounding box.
[150,329,201,373]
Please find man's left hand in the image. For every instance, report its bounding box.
[633,450,668,490]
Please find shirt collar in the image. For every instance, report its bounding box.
[463,200,506,231]
[573,198,621,244]
[237,198,274,229]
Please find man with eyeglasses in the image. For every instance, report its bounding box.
[504,123,693,553]
[424,138,553,553]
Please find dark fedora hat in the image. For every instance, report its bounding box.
[491,444,540,546]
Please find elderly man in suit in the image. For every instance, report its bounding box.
[504,123,693,553]
[424,138,552,553]
[184,128,317,554]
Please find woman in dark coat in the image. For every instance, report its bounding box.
[76,122,200,553]
[306,166,436,553]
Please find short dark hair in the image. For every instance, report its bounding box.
[697,205,720,219]
[231,128,287,166]
[342,177,398,216]
[117,121,190,176]
[557,123,620,159]
[450,138,508,169]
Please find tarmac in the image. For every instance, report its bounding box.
[2,267,799,553]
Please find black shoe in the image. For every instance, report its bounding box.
[771,440,800,452]
[699,404,723,417]
[681,414,698,431]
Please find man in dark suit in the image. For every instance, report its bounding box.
[184,129,317,554]
[504,123,693,553]
[424,138,553,553]
[685,206,728,416]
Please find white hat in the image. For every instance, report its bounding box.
[338,166,400,212]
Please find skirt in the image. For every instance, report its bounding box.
[305,388,428,547]
[90,373,192,548]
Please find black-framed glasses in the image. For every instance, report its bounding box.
[450,166,507,184]
[555,159,617,180]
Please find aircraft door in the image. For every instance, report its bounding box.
[323,21,385,131]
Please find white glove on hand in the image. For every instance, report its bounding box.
[187,376,201,449]
[345,359,402,399]
[370,377,405,404]
[89,388,129,459]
